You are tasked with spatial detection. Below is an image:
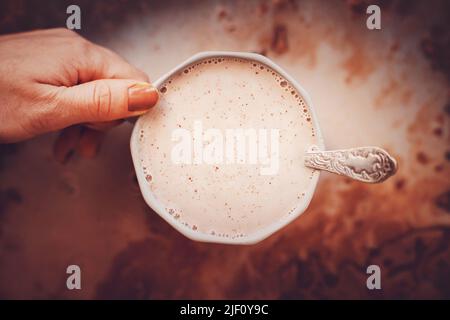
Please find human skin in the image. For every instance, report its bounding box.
[0,28,159,152]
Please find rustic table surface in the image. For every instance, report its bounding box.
[0,0,449,299]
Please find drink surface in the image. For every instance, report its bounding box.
[134,56,320,240]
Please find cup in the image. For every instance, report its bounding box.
[130,51,397,244]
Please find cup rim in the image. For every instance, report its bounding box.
[130,51,325,244]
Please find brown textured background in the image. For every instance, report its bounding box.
[0,0,449,299]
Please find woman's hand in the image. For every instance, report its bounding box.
[0,28,159,145]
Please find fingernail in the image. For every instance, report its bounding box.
[128,82,159,111]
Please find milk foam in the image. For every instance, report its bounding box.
[135,56,319,240]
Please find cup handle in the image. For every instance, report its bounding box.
[304,145,398,183]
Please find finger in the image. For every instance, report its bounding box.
[54,79,159,125]
[53,125,83,164]
[76,128,105,158]
[79,44,149,83]
[97,46,149,81]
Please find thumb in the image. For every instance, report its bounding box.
[55,79,159,125]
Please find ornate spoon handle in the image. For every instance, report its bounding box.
[304,146,397,183]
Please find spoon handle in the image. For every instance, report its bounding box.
[304,146,397,183]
